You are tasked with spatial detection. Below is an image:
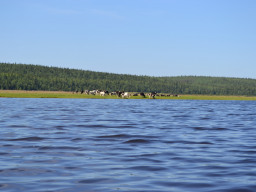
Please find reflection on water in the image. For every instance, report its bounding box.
[1,98,256,192]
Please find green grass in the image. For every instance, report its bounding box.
[0,91,115,99]
[168,95,256,100]
[1,90,256,100]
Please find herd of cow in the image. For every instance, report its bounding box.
[75,89,179,99]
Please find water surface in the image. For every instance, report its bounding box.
[1,98,256,192]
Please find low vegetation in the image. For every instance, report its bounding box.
[1,90,256,100]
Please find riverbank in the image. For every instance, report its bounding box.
[1,90,256,100]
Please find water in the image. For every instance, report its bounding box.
[1,98,256,192]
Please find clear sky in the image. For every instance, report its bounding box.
[1,0,256,78]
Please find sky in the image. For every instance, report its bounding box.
[1,0,256,78]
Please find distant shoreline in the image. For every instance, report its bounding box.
[2,63,256,96]
[1,90,256,100]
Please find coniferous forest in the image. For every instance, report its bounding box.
[1,62,256,96]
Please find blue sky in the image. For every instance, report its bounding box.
[1,0,256,78]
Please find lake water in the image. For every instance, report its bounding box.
[1,98,256,192]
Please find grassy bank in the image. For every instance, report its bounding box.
[1,90,256,100]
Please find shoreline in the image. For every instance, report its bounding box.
[0,90,256,100]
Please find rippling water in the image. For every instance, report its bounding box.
[1,98,256,192]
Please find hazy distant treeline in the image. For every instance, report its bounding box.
[1,63,256,95]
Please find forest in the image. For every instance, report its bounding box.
[1,62,256,96]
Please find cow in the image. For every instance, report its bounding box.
[148,92,157,99]
[110,92,117,96]
[139,92,146,98]
[95,90,102,95]
[116,91,124,98]
[89,90,97,95]
[121,92,130,99]
[100,90,109,96]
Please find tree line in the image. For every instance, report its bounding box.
[1,62,256,96]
